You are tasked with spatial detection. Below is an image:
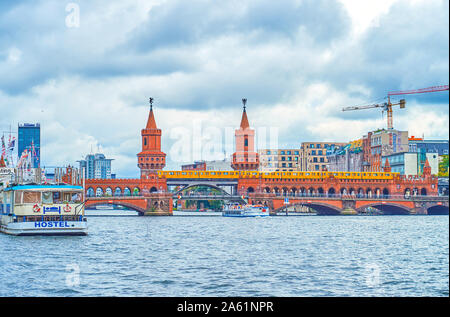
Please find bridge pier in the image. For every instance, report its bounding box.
[142,193,173,216]
[341,200,358,215]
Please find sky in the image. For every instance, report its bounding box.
[0,0,448,177]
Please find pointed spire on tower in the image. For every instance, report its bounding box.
[146,97,158,129]
[424,158,430,168]
[422,157,432,177]
[239,98,250,129]
[383,158,391,172]
[0,155,6,168]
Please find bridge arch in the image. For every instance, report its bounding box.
[105,187,113,197]
[114,187,122,196]
[328,187,336,197]
[357,202,411,215]
[357,188,364,198]
[95,187,104,197]
[317,187,324,197]
[404,188,411,198]
[174,183,231,196]
[420,188,427,196]
[85,201,145,215]
[247,187,255,193]
[274,202,341,215]
[124,187,131,196]
[291,187,297,196]
[427,205,449,215]
[150,186,158,193]
[382,188,389,198]
[87,187,95,197]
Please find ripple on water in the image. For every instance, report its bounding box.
[0,215,448,296]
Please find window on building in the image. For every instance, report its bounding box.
[313,157,318,163]
[311,150,316,155]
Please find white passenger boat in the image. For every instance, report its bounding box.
[0,184,87,236]
[94,205,114,210]
[222,203,270,217]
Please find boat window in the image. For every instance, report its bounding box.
[70,192,82,203]
[42,192,53,204]
[23,191,41,204]
[15,191,22,204]
[53,192,62,204]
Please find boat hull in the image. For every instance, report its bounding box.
[222,211,270,217]
[0,221,88,236]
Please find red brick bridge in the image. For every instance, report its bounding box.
[75,98,448,216]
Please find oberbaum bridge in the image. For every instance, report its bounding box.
[74,98,448,216]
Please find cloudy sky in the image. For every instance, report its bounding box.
[0,0,448,177]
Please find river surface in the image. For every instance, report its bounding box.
[0,212,448,297]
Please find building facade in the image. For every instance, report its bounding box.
[18,123,40,168]
[78,153,114,179]
[408,138,449,156]
[258,149,301,172]
[181,159,232,171]
[382,152,439,176]
[300,142,347,171]
[181,161,206,171]
[362,129,408,172]
[327,139,364,172]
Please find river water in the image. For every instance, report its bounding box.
[0,212,448,297]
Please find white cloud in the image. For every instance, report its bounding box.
[0,0,447,176]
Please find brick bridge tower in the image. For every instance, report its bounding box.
[231,98,259,170]
[137,98,166,180]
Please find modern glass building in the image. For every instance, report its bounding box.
[18,123,40,168]
[78,153,113,179]
[408,139,449,156]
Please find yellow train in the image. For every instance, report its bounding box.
[157,170,399,180]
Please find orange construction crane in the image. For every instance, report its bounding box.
[342,85,449,130]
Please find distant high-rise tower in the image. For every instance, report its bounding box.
[137,98,166,179]
[77,153,113,179]
[231,99,259,170]
[18,123,40,168]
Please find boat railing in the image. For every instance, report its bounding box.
[14,215,85,223]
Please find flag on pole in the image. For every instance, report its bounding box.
[1,135,6,158]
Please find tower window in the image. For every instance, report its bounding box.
[144,137,147,146]
[244,138,248,146]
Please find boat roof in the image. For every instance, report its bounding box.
[3,184,83,192]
